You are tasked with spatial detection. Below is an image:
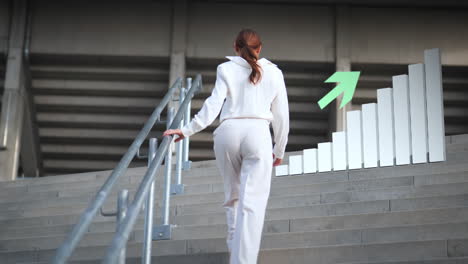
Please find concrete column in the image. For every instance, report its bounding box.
[168,0,188,97]
[332,5,353,134]
[0,0,27,181]
[167,0,188,157]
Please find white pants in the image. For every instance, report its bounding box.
[213,118,273,264]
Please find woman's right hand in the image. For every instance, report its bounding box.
[272,154,282,166]
[162,129,185,142]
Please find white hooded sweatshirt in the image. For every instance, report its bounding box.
[180,55,290,159]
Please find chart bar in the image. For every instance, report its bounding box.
[318,142,332,172]
[377,88,395,167]
[408,63,428,164]
[289,155,303,175]
[332,131,347,171]
[362,103,378,168]
[424,48,446,162]
[275,165,289,176]
[347,110,363,169]
[303,148,317,174]
[392,74,411,165]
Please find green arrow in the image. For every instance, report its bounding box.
[317,71,360,109]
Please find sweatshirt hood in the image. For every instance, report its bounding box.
[225,56,277,69]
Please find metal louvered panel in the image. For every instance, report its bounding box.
[186,57,333,161]
[352,63,468,136]
[30,54,170,176]
[440,65,468,135]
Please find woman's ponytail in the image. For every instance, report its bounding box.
[235,29,263,85]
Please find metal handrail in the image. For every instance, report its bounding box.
[102,74,202,263]
[0,91,13,149]
[51,77,183,264]
[0,0,33,151]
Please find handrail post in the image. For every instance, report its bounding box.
[116,189,129,264]
[98,189,129,264]
[142,138,157,264]
[182,78,192,170]
[171,86,185,195]
[153,107,175,240]
[0,91,13,149]
[163,107,174,226]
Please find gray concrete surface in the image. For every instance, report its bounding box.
[0,134,468,263]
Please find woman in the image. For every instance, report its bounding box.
[163,28,289,264]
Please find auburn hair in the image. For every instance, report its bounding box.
[234,28,263,85]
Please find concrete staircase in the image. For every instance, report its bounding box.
[1,134,468,263]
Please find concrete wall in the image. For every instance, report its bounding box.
[27,1,468,64]
[1,0,467,175]
[350,7,468,66]
[30,0,172,57]
[186,2,335,62]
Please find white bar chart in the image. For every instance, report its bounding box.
[275,48,446,177]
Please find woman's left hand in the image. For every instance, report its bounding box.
[272,154,282,167]
[162,129,185,142]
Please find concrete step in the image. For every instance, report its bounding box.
[1,219,468,253]
[1,165,467,212]
[0,171,347,205]
[342,257,468,264]
[3,134,464,191]
[0,168,209,200]
[1,190,467,234]
[255,239,468,264]
[0,172,419,210]
[1,175,468,222]
[172,193,468,227]
[0,141,466,199]
[0,169,217,196]
[159,148,468,181]
[74,256,468,264]
[2,238,467,264]
[0,158,217,189]
[0,174,223,205]
[1,148,467,205]
[23,256,468,264]
[3,204,467,242]
[448,134,468,144]
[1,139,467,193]
[174,181,468,216]
[348,151,468,181]
[2,177,468,222]
[0,166,147,188]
